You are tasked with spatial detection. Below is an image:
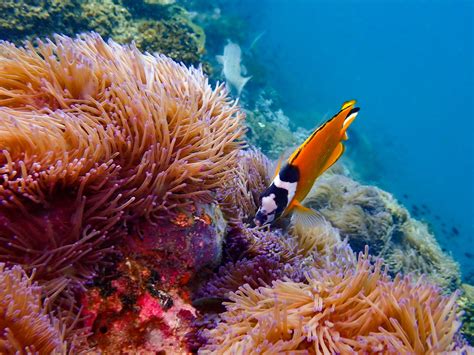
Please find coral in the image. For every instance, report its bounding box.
[245,91,310,159]
[0,0,83,42]
[84,285,196,353]
[81,202,227,352]
[202,250,464,354]
[0,263,66,354]
[80,0,135,42]
[123,204,227,287]
[134,17,204,67]
[101,1,206,67]
[0,1,207,68]
[216,148,271,224]
[0,33,244,301]
[304,172,461,290]
[459,283,474,344]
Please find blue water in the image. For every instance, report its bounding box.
[230,0,474,280]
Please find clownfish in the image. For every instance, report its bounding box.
[254,100,360,227]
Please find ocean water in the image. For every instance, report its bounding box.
[225,0,474,281]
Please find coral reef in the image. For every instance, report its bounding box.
[82,205,225,352]
[0,33,244,305]
[80,0,135,42]
[0,10,470,350]
[134,16,205,67]
[0,264,67,353]
[202,250,464,353]
[0,0,82,42]
[459,283,474,344]
[245,91,310,159]
[0,0,206,67]
[304,172,461,290]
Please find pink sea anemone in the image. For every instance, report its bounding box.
[202,249,464,354]
[0,33,245,301]
[0,263,67,353]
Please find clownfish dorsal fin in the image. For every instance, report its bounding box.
[289,199,325,228]
[320,142,345,174]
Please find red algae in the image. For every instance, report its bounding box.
[82,204,225,352]
[137,292,164,324]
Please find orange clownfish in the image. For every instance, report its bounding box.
[254,100,360,227]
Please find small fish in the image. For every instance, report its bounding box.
[254,100,360,227]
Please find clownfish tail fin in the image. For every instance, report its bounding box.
[341,99,356,110]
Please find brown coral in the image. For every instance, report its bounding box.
[0,33,245,300]
[0,263,66,354]
[202,250,463,354]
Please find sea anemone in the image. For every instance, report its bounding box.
[195,255,297,300]
[202,249,463,354]
[238,226,300,263]
[0,33,245,300]
[290,217,342,258]
[304,173,460,290]
[0,263,67,354]
[216,148,271,224]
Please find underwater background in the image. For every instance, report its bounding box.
[225,0,474,281]
[0,0,473,352]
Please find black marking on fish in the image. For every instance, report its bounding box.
[348,107,360,116]
[269,185,289,216]
[278,163,299,183]
[259,184,290,219]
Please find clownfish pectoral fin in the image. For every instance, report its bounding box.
[289,200,324,228]
[320,142,345,174]
[343,131,349,141]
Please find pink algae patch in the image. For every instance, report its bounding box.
[137,292,164,324]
